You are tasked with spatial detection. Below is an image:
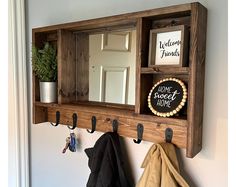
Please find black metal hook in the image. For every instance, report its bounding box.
[133,123,144,144]
[112,119,118,133]
[50,111,60,126]
[87,116,96,133]
[67,113,77,130]
[165,128,173,143]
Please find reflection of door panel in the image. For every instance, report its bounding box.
[89,31,136,104]
[100,66,128,104]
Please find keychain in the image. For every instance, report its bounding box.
[62,130,77,153]
[62,137,71,153]
[69,132,76,152]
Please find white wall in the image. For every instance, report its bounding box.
[26,0,227,187]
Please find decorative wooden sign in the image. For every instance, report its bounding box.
[148,78,187,117]
[148,25,188,67]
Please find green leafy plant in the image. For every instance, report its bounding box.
[32,42,57,82]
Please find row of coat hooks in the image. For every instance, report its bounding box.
[50,111,173,144]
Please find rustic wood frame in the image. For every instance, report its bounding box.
[148,25,188,67]
[32,2,207,158]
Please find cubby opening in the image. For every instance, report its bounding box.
[139,73,188,120]
[33,31,58,103]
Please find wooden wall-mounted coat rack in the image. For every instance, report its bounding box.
[32,2,207,158]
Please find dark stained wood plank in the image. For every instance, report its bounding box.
[33,105,48,124]
[32,3,191,33]
[141,67,189,74]
[186,2,207,158]
[135,18,143,114]
[152,74,189,85]
[152,16,191,29]
[46,32,58,41]
[140,74,153,114]
[32,32,47,102]
[73,23,136,34]
[57,30,76,104]
[35,101,187,127]
[32,31,48,123]
[135,18,152,114]
[135,18,142,114]
[73,101,134,110]
[75,33,89,101]
[46,107,187,148]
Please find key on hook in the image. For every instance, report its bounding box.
[62,137,71,154]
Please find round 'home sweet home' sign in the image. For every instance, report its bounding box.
[148,78,187,117]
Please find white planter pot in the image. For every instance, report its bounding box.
[40,82,57,103]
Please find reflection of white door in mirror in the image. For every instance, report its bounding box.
[99,66,128,104]
[101,32,131,51]
[89,30,136,105]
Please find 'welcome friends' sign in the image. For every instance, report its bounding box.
[148,78,187,117]
[148,25,188,67]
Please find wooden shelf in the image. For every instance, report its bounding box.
[34,101,187,126]
[141,67,189,74]
[32,2,207,158]
[34,101,187,148]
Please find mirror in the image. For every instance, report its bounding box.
[88,29,136,105]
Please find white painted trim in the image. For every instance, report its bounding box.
[9,0,29,186]
[99,66,129,104]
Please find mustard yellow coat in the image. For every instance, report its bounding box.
[136,143,189,187]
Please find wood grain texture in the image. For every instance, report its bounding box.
[135,18,152,114]
[35,102,187,126]
[141,67,189,74]
[46,105,187,148]
[152,74,189,85]
[135,18,142,114]
[186,2,207,158]
[46,32,58,41]
[32,31,47,123]
[75,33,89,101]
[140,74,153,114]
[152,16,191,29]
[33,106,48,123]
[32,4,191,33]
[58,30,76,104]
[32,2,207,158]
[73,101,135,110]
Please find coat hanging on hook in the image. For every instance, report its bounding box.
[136,126,189,187]
[84,132,131,187]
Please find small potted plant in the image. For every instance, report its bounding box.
[32,42,57,103]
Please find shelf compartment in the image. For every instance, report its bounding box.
[139,73,189,118]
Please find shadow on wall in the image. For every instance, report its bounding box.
[176,149,197,187]
[119,137,135,186]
